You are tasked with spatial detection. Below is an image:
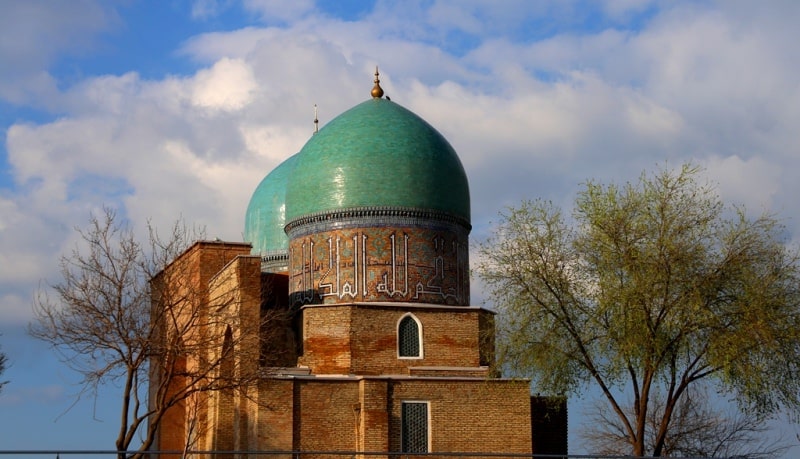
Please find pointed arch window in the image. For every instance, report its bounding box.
[398,314,423,359]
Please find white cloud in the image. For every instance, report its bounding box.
[703,155,781,213]
[0,290,35,326]
[191,58,258,112]
[180,27,277,63]
[0,0,118,105]
[2,1,800,331]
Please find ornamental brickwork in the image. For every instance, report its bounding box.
[288,224,469,306]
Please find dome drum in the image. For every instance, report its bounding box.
[288,225,469,307]
[259,251,290,273]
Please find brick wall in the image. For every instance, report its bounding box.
[256,378,295,453]
[299,304,495,375]
[206,254,263,456]
[150,241,253,456]
[298,305,353,373]
[358,379,389,452]
[389,379,532,454]
[294,380,360,451]
[256,376,533,457]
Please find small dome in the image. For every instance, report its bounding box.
[285,98,470,225]
[244,153,299,255]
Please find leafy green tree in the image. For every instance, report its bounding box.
[477,164,800,456]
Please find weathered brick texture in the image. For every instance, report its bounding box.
[152,241,568,458]
[299,304,495,375]
[254,377,532,457]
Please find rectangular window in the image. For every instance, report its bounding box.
[401,401,429,453]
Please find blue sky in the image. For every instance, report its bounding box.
[2,0,800,455]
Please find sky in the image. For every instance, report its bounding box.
[1,0,800,455]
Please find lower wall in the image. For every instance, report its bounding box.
[389,379,532,454]
[256,376,534,456]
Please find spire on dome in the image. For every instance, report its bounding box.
[371,66,384,99]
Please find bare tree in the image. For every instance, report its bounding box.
[582,386,790,458]
[29,208,291,459]
[0,336,7,393]
[179,393,207,459]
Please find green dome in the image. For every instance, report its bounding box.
[244,153,299,254]
[285,98,470,224]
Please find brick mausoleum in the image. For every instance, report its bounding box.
[151,71,567,457]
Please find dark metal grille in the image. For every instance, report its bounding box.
[398,316,420,357]
[402,402,429,453]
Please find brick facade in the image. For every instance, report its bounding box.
[150,241,253,456]
[252,376,533,457]
[152,241,567,457]
[298,303,494,375]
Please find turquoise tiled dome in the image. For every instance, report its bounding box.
[244,153,299,254]
[285,98,470,225]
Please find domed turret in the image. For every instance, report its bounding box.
[243,153,298,271]
[284,98,470,229]
[283,72,471,306]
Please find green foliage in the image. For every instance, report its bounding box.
[477,164,800,455]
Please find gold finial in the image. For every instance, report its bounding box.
[313,104,319,134]
[371,66,384,99]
